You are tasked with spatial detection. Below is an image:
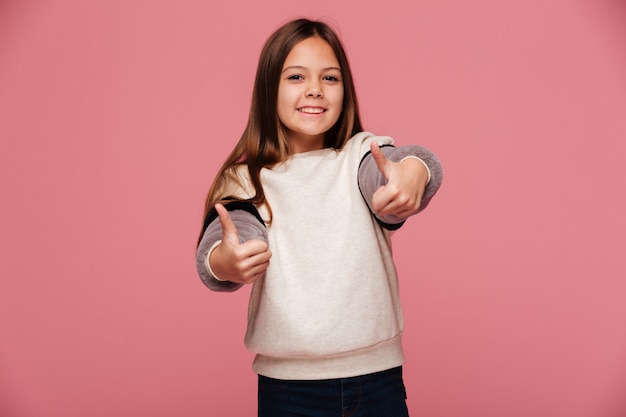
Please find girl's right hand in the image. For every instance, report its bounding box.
[208,204,272,284]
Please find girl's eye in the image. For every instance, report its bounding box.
[323,75,340,82]
[287,75,304,80]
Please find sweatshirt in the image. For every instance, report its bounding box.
[196,132,442,380]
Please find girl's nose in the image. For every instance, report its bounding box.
[306,83,324,98]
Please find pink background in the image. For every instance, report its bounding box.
[1,0,625,416]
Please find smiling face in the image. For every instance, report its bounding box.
[277,36,344,153]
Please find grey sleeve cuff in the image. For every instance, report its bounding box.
[195,205,268,292]
[358,144,443,228]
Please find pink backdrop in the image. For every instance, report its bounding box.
[1,1,625,416]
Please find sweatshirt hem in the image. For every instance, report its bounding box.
[251,333,404,380]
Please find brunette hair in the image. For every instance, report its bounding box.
[199,18,363,241]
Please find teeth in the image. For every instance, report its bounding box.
[299,107,324,114]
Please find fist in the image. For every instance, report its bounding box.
[209,204,272,284]
[370,142,429,220]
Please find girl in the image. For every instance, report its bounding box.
[196,18,442,417]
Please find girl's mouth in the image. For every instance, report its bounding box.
[298,107,326,114]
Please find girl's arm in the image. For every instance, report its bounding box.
[196,203,270,292]
[358,143,443,229]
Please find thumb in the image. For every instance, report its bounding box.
[370,141,390,180]
[215,203,239,244]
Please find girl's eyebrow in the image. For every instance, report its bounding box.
[281,65,342,73]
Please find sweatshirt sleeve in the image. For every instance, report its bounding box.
[196,201,268,292]
[358,144,443,229]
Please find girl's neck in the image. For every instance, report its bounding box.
[287,134,325,154]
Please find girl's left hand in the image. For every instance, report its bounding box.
[369,142,429,220]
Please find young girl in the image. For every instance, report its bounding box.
[196,18,442,417]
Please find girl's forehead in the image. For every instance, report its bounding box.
[283,37,340,68]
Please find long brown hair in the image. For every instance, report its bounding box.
[199,19,363,241]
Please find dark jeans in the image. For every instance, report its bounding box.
[258,366,409,417]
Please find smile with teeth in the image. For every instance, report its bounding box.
[298,107,326,114]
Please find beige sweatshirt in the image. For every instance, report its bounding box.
[196,132,442,380]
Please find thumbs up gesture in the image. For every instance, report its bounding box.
[369,142,429,220]
[209,204,272,285]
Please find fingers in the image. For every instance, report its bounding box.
[370,142,390,179]
[225,241,272,284]
[372,185,421,217]
[237,239,271,261]
[211,204,272,284]
[238,242,272,278]
[215,203,239,243]
[210,236,272,285]
[371,157,428,218]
